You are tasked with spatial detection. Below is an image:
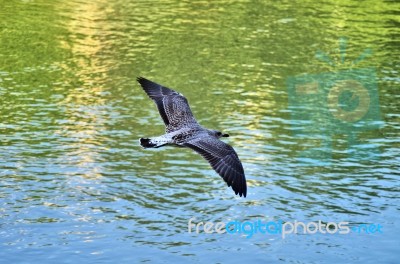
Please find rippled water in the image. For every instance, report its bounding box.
[1,0,399,263]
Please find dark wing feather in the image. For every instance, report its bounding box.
[137,77,198,132]
[184,136,247,197]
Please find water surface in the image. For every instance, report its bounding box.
[0,0,399,263]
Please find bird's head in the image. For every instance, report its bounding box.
[213,130,229,138]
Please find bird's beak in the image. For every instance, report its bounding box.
[222,133,229,137]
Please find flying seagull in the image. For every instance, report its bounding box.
[137,77,247,197]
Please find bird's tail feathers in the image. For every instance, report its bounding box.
[140,138,167,148]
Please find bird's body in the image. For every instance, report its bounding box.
[137,77,247,197]
[140,127,197,148]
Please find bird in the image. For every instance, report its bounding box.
[137,77,247,197]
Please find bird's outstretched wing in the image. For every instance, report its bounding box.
[184,135,247,197]
[137,77,199,132]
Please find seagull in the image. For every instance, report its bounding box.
[137,77,247,197]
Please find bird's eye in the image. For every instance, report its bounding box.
[217,132,221,136]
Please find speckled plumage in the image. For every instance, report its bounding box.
[137,77,247,197]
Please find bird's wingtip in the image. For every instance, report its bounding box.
[236,182,247,198]
[137,76,146,83]
[238,189,247,198]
